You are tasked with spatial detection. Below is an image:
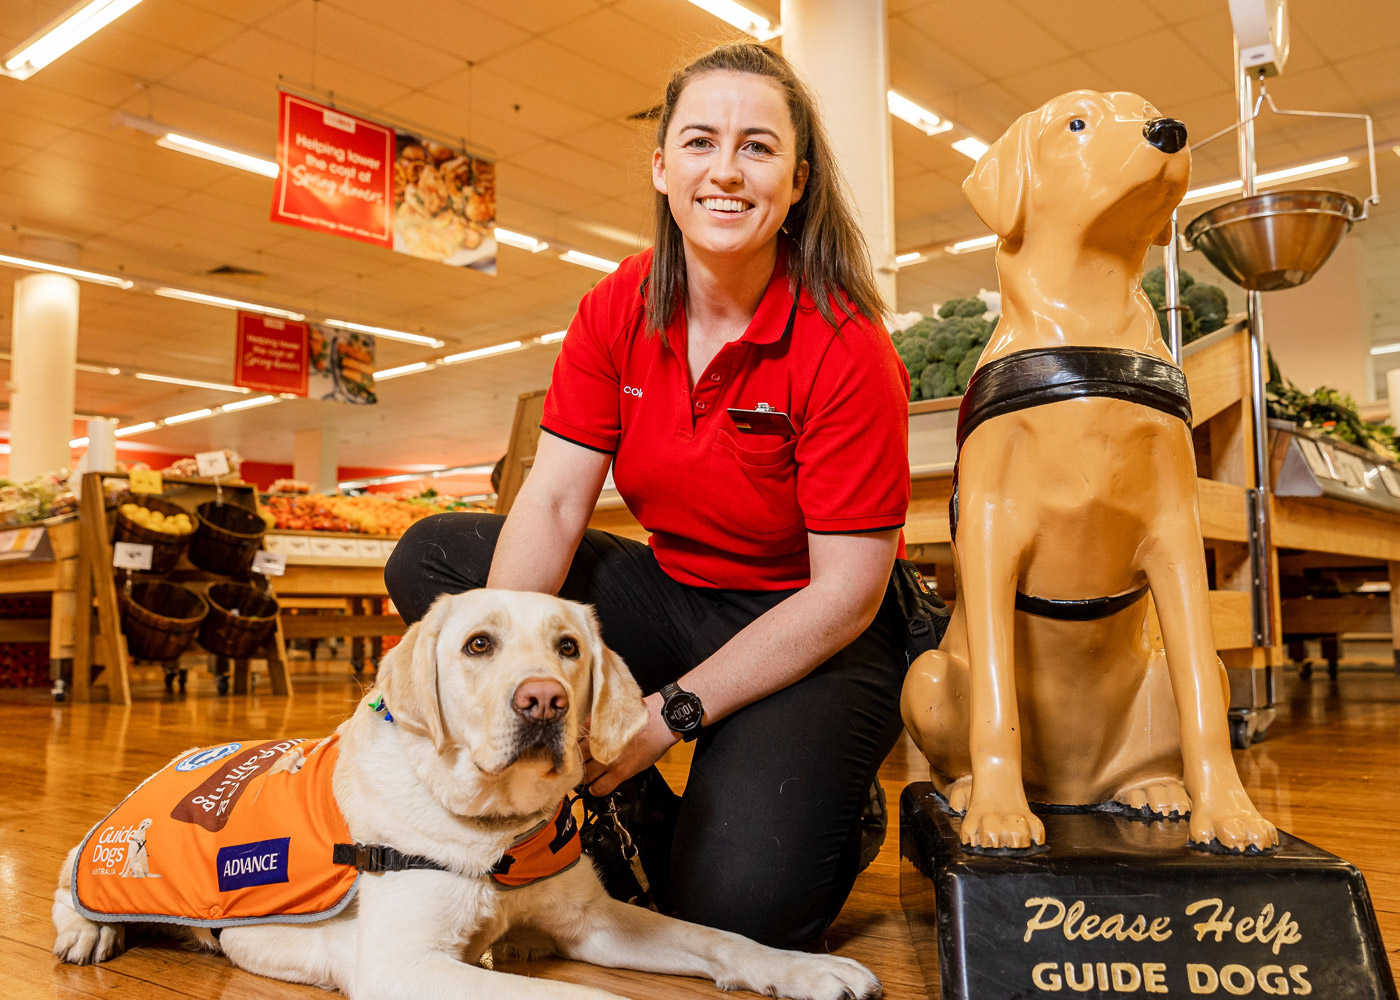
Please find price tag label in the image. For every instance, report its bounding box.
[129,469,164,494]
[113,542,153,571]
[1380,466,1400,498]
[195,450,231,478]
[252,550,287,577]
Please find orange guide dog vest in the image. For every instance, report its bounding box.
[73,731,581,928]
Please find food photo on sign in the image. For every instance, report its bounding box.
[392,134,497,274]
[308,325,376,405]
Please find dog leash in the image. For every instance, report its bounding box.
[579,788,660,912]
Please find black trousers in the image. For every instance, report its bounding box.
[384,512,909,948]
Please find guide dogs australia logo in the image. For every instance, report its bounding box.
[176,742,243,772]
[217,837,290,892]
[90,818,162,878]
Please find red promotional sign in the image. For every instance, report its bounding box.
[235,312,308,396]
[270,93,394,247]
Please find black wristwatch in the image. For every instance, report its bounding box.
[659,682,704,742]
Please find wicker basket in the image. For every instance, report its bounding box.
[113,496,193,574]
[188,501,266,576]
[199,582,279,659]
[120,582,207,661]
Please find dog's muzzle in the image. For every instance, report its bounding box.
[1144,118,1187,154]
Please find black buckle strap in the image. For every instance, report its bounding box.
[332,842,450,873]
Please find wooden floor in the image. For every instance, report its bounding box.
[2,657,1398,999]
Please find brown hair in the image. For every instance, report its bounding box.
[646,42,885,334]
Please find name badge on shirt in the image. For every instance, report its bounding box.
[727,403,796,436]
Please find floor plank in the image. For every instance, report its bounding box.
[2,658,1398,998]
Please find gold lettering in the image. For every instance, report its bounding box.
[1257,965,1288,996]
[1065,963,1094,993]
[1095,962,1109,991]
[1024,898,1067,942]
[1111,963,1142,991]
[1099,914,1126,941]
[1186,897,1235,942]
[1188,963,1219,994]
[1143,963,1168,994]
[1289,965,1312,996]
[1064,901,1085,939]
[1149,916,1173,941]
[1220,964,1255,996]
[1032,962,1062,991]
[1079,915,1101,938]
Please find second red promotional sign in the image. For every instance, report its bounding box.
[270,92,394,247]
[235,312,308,396]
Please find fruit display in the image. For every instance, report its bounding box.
[263,494,441,536]
[120,503,194,535]
[0,472,79,526]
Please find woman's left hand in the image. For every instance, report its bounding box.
[581,692,679,795]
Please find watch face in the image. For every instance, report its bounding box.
[664,691,703,731]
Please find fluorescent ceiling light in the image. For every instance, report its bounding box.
[221,394,279,411]
[374,361,432,380]
[441,341,524,364]
[535,330,567,345]
[682,0,781,40]
[156,133,278,178]
[1182,155,1354,205]
[0,444,10,455]
[69,437,89,448]
[493,228,549,253]
[1370,343,1400,356]
[945,234,998,255]
[323,318,444,349]
[952,137,990,161]
[887,91,953,137]
[433,464,494,476]
[559,250,619,273]
[0,253,133,288]
[895,251,924,265]
[135,372,250,394]
[114,421,159,437]
[75,362,122,375]
[163,407,213,425]
[154,287,305,321]
[2,0,144,80]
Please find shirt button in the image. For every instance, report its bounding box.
[710,373,722,382]
[695,400,707,410]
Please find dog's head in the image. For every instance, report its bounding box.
[374,590,647,816]
[963,90,1190,251]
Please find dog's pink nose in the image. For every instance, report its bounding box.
[513,678,568,723]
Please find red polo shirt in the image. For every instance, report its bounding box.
[541,244,910,590]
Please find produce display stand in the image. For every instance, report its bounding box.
[70,471,292,705]
[0,514,81,693]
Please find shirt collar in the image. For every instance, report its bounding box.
[662,239,798,355]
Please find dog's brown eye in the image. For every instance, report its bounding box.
[1069,118,1086,132]
[558,636,579,658]
[465,634,492,655]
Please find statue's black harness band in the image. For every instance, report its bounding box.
[951,347,1192,622]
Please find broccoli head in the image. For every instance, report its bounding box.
[938,297,987,320]
[920,361,958,400]
[1181,283,1229,334]
[955,354,980,393]
[897,335,930,380]
[1155,304,1198,344]
[1141,265,1194,310]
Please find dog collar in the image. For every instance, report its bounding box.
[368,695,394,723]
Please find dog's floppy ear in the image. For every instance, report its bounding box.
[376,596,451,752]
[582,613,647,765]
[963,112,1034,243]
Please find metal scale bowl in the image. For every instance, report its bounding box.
[1185,187,1364,291]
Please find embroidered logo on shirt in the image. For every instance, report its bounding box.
[623,385,643,397]
[217,837,290,892]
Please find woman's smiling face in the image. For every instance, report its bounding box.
[652,70,809,264]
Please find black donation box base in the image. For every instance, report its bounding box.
[899,782,1396,1000]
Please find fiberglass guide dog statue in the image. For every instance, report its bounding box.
[55,589,881,1000]
[899,90,1278,855]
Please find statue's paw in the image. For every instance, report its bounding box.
[946,776,973,815]
[1190,808,1278,854]
[960,805,1045,851]
[1115,778,1191,818]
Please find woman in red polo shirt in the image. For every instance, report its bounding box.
[386,42,917,948]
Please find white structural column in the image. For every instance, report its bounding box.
[294,422,338,493]
[781,0,897,307]
[10,238,80,481]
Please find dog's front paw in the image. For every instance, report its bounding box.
[1189,805,1278,853]
[52,912,124,965]
[724,952,881,1000]
[960,805,1045,851]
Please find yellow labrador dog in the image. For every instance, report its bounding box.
[55,590,880,1000]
